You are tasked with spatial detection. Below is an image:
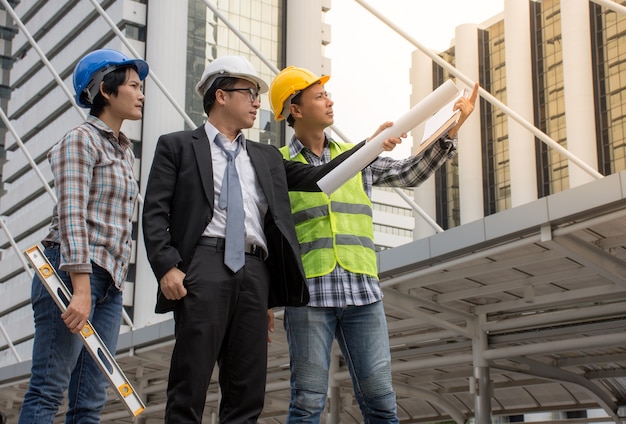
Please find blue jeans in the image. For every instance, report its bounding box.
[18,244,123,424]
[284,301,398,423]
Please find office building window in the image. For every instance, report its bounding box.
[372,202,413,218]
[532,0,569,196]
[0,84,9,99]
[592,1,626,175]
[122,23,146,42]
[434,49,461,230]
[373,224,413,239]
[480,22,510,216]
[0,26,17,41]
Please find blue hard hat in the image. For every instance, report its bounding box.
[73,49,149,108]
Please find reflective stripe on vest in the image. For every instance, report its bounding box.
[292,202,373,225]
[300,234,375,256]
[280,141,378,278]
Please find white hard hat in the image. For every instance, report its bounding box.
[195,55,269,98]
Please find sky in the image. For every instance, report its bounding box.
[325,0,504,158]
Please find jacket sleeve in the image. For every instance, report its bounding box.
[142,135,183,281]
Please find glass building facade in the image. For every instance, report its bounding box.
[480,19,510,215]
[592,0,626,175]
[434,49,461,230]
[186,0,284,146]
[532,0,569,197]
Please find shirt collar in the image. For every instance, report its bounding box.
[287,132,333,159]
[86,115,131,149]
[204,121,247,151]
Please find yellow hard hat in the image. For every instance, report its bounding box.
[269,66,330,121]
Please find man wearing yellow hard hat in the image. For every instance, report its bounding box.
[270,66,478,423]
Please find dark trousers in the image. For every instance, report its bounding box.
[164,244,270,423]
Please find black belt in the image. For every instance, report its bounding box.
[197,237,264,258]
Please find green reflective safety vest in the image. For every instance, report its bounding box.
[280,140,378,278]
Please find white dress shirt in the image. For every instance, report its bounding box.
[202,121,268,254]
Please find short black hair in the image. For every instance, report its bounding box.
[286,91,303,128]
[89,65,137,117]
[202,77,239,116]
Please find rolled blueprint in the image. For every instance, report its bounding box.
[317,79,460,195]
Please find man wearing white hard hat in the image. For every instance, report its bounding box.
[142,56,398,423]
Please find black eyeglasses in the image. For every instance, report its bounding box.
[222,87,260,103]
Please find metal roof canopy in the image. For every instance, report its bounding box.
[2,171,626,423]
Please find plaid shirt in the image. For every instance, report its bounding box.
[286,134,456,307]
[43,116,138,289]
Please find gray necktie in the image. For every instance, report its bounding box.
[214,133,245,272]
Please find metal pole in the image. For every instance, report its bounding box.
[473,365,492,424]
[0,108,57,203]
[0,217,33,278]
[483,332,626,360]
[328,350,341,424]
[473,316,492,424]
[592,0,626,16]
[0,322,21,362]
[393,187,444,232]
[0,216,33,362]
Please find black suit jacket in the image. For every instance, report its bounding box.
[142,126,364,313]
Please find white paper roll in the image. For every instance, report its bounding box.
[317,79,459,195]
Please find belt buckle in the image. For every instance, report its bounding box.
[249,244,258,256]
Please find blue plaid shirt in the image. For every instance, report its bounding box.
[285,134,456,307]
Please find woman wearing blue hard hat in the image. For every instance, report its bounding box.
[18,48,148,423]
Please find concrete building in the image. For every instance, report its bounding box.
[1,1,626,423]
[0,3,15,198]
[412,0,626,234]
